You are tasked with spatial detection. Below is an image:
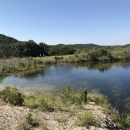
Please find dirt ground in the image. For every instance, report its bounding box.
[0,102,117,130]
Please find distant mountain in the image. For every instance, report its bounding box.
[70,43,99,47]
[51,43,100,48]
[66,43,101,49]
[0,34,19,44]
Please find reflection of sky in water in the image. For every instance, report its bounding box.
[0,62,130,112]
[0,64,130,92]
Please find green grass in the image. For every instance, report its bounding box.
[116,113,130,130]
[24,95,38,108]
[88,92,108,106]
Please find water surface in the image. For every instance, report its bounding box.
[0,62,130,112]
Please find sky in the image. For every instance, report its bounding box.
[0,0,130,45]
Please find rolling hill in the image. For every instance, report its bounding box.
[0,34,19,44]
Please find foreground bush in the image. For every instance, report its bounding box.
[0,86,24,105]
[60,86,87,104]
[125,114,130,128]
[118,114,130,129]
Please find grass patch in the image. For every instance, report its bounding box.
[24,95,38,108]
[16,113,39,130]
[40,95,54,111]
[75,111,100,127]
[88,92,108,106]
[0,57,44,75]
[0,55,73,75]
[116,113,130,130]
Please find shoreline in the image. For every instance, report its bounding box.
[0,86,129,130]
[0,56,130,76]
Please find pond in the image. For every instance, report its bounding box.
[0,61,130,113]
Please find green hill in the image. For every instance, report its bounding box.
[0,34,19,44]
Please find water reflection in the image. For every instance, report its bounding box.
[0,61,130,113]
[0,76,5,83]
[75,61,130,73]
[15,68,45,79]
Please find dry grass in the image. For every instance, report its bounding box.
[34,55,73,62]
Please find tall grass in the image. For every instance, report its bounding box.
[75,111,100,127]
[0,57,44,75]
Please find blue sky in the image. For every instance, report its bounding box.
[0,0,130,45]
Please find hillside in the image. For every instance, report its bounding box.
[0,34,19,44]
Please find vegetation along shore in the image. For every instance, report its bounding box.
[0,34,130,75]
[0,86,130,130]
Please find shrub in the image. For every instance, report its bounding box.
[78,88,87,103]
[54,56,64,61]
[88,93,107,105]
[120,114,130,129]
[40,96,53,111]
[125,114,130,128]
[60,86,88,105]
[26,113,39,127]
[60,86,77,103]
[17,113,39,130]
[0,86,24,105]
[75,112,100,127]
[24,95,38,108]
[18,62,26,68]
[115,113,130,130]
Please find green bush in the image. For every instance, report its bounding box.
[125,114,130,128]
[24,95,38,108]
[115,113,130,130]
[40,96,53,111]
[60,86,88,104]
[18,62,26,68]
[60,86,77,103]
[78,88,87,103]
[120,114,130,129]
[0,86,24,105]
[88,94,107,105]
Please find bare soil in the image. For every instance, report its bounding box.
[0,102,117,130]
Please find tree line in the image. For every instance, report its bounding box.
[0,34,75,58]
[1,34,130,61]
